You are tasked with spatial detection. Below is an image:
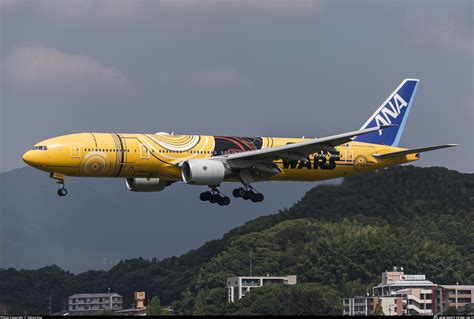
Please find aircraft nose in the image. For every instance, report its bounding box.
[22,150,35,165]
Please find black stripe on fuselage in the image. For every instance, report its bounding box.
[110,133,120,177]
[116,133,125,177]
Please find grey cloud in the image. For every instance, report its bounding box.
[0,0,472,173]
[1,0,326,26]
[405,2,473,57]
[2,46,128,93]
[195,66,248,88]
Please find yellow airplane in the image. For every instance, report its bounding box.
[23,79,456,205]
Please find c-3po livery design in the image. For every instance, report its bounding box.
[23,79,456,205]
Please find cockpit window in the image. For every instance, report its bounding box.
[33,146,47,151]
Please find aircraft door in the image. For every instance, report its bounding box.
[140,144,150,160]
[70,143,81,158]
[344,150,353,163]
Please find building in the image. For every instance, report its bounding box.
[373,269,437,298]
[114,291,147,316]
[226,275,297,303]
[343,296,404,316]
[343,268,474,316]
[436,285,474,313]
[68,293,123,313]
[343,296,376,316]
[372,268,437,316]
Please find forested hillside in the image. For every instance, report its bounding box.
[1,166,473,315]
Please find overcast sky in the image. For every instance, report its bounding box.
[1,0,473,173]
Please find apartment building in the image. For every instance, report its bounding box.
[68,293,123,312]
[226,275,297,303]
[344,268,474,316]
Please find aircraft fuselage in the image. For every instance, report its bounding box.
[22,132,418,182]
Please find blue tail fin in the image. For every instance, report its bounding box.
[353,78,419,146]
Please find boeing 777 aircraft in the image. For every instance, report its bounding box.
[23,79,456,205]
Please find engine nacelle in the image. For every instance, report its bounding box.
[181,159,228,185]
[126,177,169,192]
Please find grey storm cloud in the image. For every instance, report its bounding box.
[2,46,128,93]
[0,0,472,272]
[1,0,327,24]
[0,0,472,173]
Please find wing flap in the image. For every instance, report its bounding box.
[373,144,458,159]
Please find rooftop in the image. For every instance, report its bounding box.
[69,293,122,299]
[227,275,296,279]
[439,285,474,289]
[375,280,436,287]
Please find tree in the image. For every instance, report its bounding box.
[373,303,384,315]
[147,296,164,315]
[443,307,458,315]
[98,309,114,316]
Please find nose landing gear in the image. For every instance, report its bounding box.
[200,186,230,206]
[57,184,68,197]
[50,172,68,197]
[232,185,264,203]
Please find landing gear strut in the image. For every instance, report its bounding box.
[50,172,68,197]
[200,186,230,206]
[232,185,264,203]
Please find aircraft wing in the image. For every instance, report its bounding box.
[216,125,395,163]
[372,144,458,159]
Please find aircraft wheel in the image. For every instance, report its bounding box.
[218,196,230,206]
[252,193,264,203]
[57,188,68,197]
[243,190,254,200]
[232,188,242,198]
[209,194,220,204]
[200,191,211,201]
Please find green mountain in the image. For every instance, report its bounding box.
[1,166,473,315]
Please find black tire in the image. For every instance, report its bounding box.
[243,190,254,200]
[200,192,211,201]
[238,188,246,197]
[253,193,264,202]
[221,196,231,206]
[209,194,219,203]
[232,189,241,198]
[57,188,68,197]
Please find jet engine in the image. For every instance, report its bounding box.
[181,159,229,185]
[126,177,170,192]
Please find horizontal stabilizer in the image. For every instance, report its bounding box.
[373,144,458,159]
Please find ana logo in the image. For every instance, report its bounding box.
[375,93,408,135]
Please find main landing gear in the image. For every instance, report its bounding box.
[200,186,231,206]
[232,185,264,203]
[50,172,68,197]
[57,181,68,197]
